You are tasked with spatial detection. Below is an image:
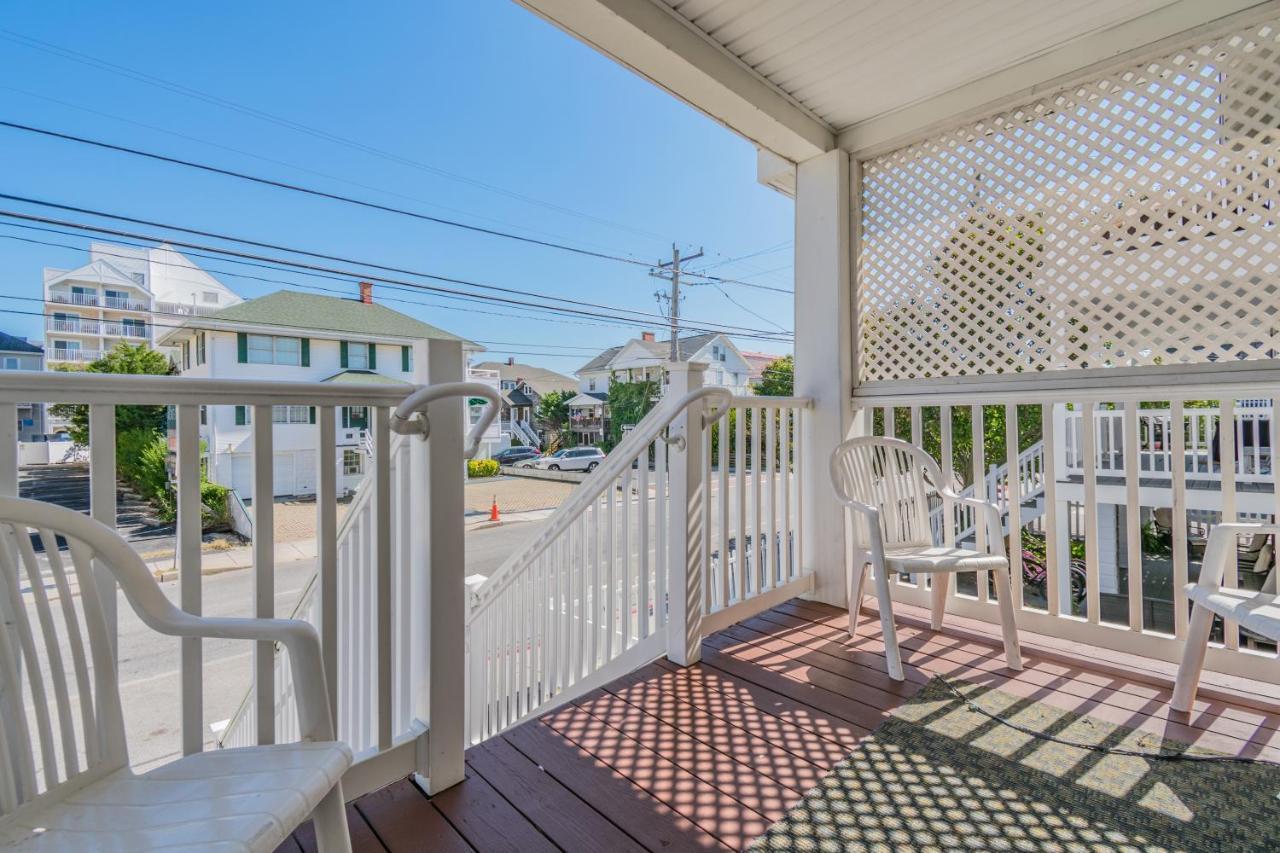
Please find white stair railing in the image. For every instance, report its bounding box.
[513,418,541,448]
[467,377,731,743]
[932,440,1047,544]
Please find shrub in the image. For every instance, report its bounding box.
[467,458,500,478]
[200,481,232,530]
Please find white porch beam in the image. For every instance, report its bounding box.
[795,149,852,606]
[515,0,835,163]
[838,0,1278,157]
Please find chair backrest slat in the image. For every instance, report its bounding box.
[40,528,100,769]
[11,527,79,781]
[832,437,942,550]
[0,526,59,790]
[0,502,128,823]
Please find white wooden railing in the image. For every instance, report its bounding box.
[0,340,493,799]
[467,362,812,743]
[46,318,100,335]
[854,360,1280,682]
[1063,405,1273,483]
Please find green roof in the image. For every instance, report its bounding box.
[207,290,471,344]
[321,370,411,386]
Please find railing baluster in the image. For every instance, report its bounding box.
[176,404,202,755]
[941,406,954,549]
[373,406,393,751]
[781,408,792,582]
[251,404,274,744]
[1219,398,1239,650]
[735,406,747,601]
[767,407,778,589]
[1042,402,1061,617]
[1004,403,1023,609]
[638,449,650,638]
[1080,402,1100,624]
[1122,401,1142,631]
[89,404,118,657]
[315,406,338,728]
[1170,400,1189,639]
[752,407,764,594]
[970,404,988,603]
[656,440,668,627]
[590,498,601,670]
[621,467,633,649]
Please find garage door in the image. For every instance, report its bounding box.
[293,451,316,495]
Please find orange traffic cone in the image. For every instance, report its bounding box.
[489,496,500,522]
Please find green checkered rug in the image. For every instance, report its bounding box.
[750,678,1280,852]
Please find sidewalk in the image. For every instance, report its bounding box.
[147,539,317,581]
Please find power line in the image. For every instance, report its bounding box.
[0,196,793,341]
[0,27,673,244]
[0,119,664,270]
[0,84,662,261]
[0,118,794,294]
[710,282,791,334]
[0,225,649,334]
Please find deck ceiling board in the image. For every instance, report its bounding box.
[661,0,1179,129]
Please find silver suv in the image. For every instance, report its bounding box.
[527,446,605,472]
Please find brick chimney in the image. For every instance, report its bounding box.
[641,331,655,342]
[358,281,374,304]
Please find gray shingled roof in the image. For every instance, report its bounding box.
[471,361,577,396]
[577,333,721,374]
[207,291,473,344]
[0,332,41,354]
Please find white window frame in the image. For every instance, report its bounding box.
[247,334,301,366]
[343,448,364,476]
[346,342,370,370]
[2,357,17,370]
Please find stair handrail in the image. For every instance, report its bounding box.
[469,385,732,618]
[389,381,501,459]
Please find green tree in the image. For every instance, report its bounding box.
[605,379,661,449]
[50,343,175,444]
[755,355,793,396]
[536,389,574,449]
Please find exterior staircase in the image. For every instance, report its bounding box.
[511,418,541,448]
[933,440,1047,544]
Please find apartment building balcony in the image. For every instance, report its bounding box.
[101,294,150,312]
[44,347,102,363]
[45,317,101,336]
[101,320,148,339]
[47,291,99,307]
[154,300,223,318]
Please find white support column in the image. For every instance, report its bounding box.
[89,404,118,656]
[424,338,465,794]
[795,148,853,605]
[176,404,202,756]
[665,361,707,666]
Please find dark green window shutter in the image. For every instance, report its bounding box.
[235,405,246,426]
[309,407,316,424]
[300,338,310,367]
[237,332,248,363]
[340,407,349,429]
[367,343,376,370]
[401,345,410,372]
[339,341,348,369]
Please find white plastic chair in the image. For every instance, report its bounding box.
[0,496,353,852]
[1172,523,1280,712]
[831,436,1022,681]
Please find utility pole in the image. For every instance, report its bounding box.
[651,243,703,362]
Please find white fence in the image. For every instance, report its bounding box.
[855,360,1280,682]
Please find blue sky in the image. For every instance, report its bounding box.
[0,0,794,373]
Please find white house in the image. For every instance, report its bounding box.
[160,284,481,498]
[0,332,45,442]
[471,357,577,447]
[575,331,755,396]
[42,242,242,367]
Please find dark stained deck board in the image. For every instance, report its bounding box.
[293,801,385,852]
[502,717,728,852]
[466,736,648,853]
[430,765,559,853]
[541,698,774,847]
[354,778,472,853]
[285,598,1280,852]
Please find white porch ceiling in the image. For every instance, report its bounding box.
[663,0,1176,130]
[517,0,1276,161]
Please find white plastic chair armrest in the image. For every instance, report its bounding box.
[158,613,335,742]
[1196,523,1280,590]
[942,490,1007,559]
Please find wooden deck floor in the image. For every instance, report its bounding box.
[281,599,1280,852]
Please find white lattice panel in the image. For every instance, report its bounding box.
[857,17,1280,382]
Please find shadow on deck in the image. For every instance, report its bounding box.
[281,599,1280,851]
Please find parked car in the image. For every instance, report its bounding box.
[529,446,606,472]
[493,446,541,466]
